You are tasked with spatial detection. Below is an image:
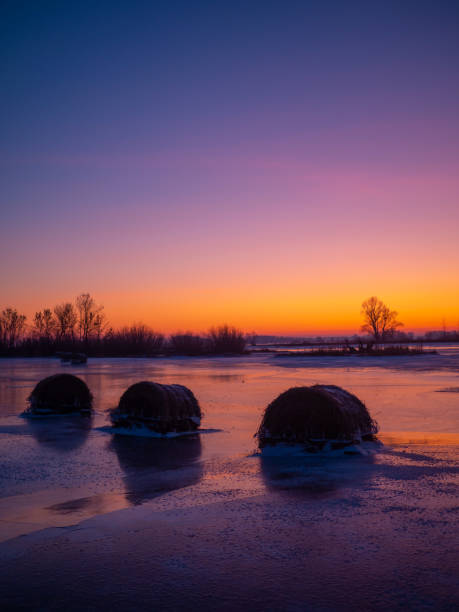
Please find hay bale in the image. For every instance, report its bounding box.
[256,385,378,450]
[27,374,93,415]
[110,381,202,434]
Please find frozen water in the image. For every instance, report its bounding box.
[0,351,458,610]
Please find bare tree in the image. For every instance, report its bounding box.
[0,308,27,348]
[93,311,108,341]
[54,302,77,341]
[361,296,403,342]
[75,293,105,343]
[33,308,56,340]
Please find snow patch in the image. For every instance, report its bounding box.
[259,440,383,458]
[96,425,221,438]
[20,410,91,419]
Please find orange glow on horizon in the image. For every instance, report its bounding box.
[11,282,459,337]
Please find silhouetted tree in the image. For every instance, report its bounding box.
[0,307,27,349]
[76,292,106,343]
[54,302,77,341]
[361,296,403,342]
[93,311,108,341]
[33,308,56,341]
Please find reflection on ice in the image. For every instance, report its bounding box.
[260,451,377,496]
[109,434,203,505]
[25,415,92,452]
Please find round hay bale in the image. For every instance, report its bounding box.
[111,381,202,434]
[256,385,378,450]
[27,374,93,415]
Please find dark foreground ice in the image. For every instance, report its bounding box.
[0,352,458,611]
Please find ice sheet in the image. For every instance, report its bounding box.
[0,353,458,610]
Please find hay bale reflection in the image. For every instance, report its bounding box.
[26,415,92,452]
[110,435,202,505]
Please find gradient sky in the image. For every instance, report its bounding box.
[1,0,459,334]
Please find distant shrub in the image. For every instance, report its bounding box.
[104,324,164,355]
[207,325,246,354]
[169,333,205,355]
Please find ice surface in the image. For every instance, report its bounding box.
[0,351,458,610]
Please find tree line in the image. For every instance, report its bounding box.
[0,293,248,356]
[1,293,457,357]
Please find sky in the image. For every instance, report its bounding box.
[1,0,459,334]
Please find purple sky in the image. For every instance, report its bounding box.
[1,1,458,332]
